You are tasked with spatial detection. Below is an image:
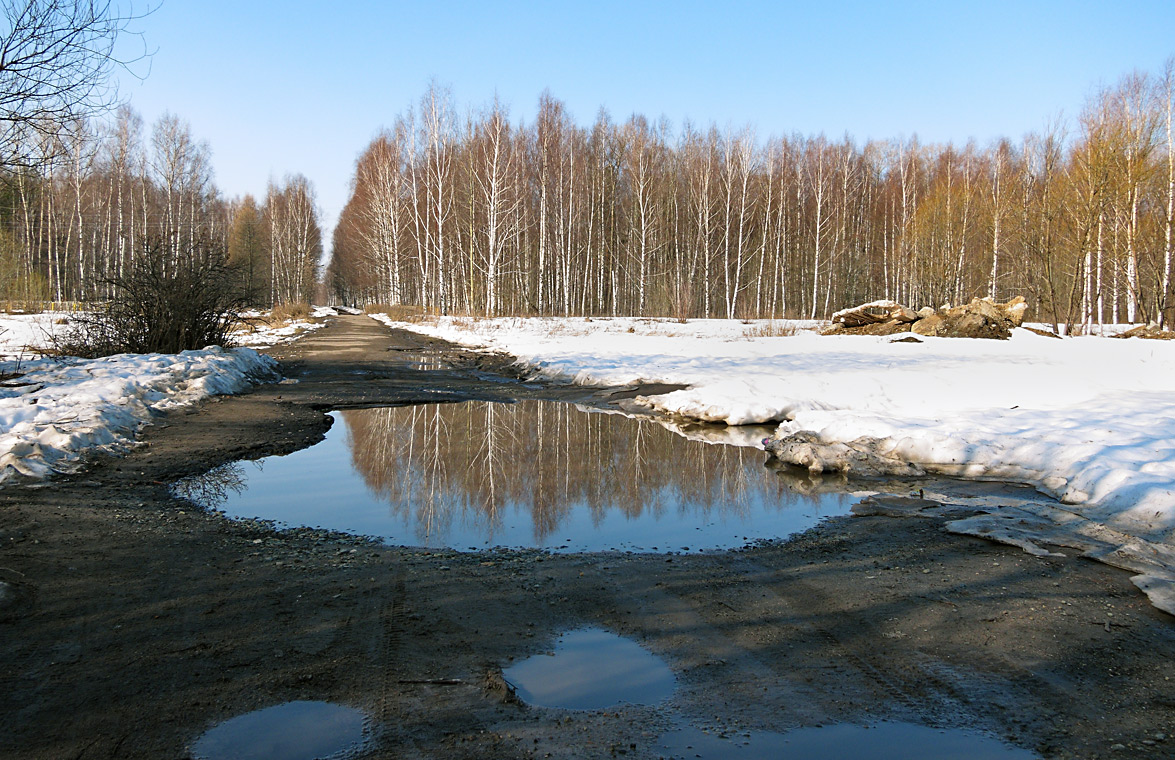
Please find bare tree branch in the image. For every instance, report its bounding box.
[0,0,153,168]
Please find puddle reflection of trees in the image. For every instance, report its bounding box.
[341,401,833,543]
[173,463,249,507]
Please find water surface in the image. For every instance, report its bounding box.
[178,400,858,552]
[658,721,1040,759]
[190,701,367,760]
[503,626,675,709]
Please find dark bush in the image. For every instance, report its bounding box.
[57,244,250,357]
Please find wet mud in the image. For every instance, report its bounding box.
[1,314,1173,759]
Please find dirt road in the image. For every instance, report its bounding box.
[1,314,1173,759]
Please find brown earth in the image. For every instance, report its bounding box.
[1,314,1173,759]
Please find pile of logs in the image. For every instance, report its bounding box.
[1116,324,1175,340]
[822,297,1028,340]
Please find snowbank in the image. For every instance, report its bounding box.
[0,347,277,483]
[0,306,338,484]
[382,315,1175,612]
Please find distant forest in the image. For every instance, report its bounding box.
[0,107,322,308]
[331,64,1175,330]
[0,0,324,311]
[2,60,1172,332]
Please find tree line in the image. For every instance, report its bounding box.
[0,105,323,307]
[0,1,324,309]
[330,66,1175,330]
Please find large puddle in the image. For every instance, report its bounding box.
[190,700,367,760]
[503,626,675,709]
[179,400,858,552]
[657,721,1040,759]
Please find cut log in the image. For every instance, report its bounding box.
[827,296,1031,340]
[831,300,918,327]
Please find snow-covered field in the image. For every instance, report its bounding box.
[0,311,70,359]
[378,314,1175,613]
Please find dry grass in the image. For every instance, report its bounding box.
[445,316,492,331]
[743,321,802,338]
[270,302,311,321]
[235,302,311,333]
[1,301,43,315]
[362,303,425,321]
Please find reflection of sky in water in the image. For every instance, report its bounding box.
[658,721,1040,759]
[503,627,675,710]
[190,701,366,760]
[192,401,859,552]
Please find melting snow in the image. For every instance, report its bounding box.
[0,347,277,483]
[1,311,286,485]
[380,314,1175,613]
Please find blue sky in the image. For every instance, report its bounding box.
[115,0,1175,242]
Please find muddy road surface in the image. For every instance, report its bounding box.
[1,314,1173,759]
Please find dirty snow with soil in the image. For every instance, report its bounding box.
[229,309,330,348]
[0,312,278,484]
[378,314,1175,613]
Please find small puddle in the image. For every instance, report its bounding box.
[657,721,1040,759]
[178,400,858,552]
[503,626,675,710]
[401,352,448,370]
[387,348,448,370]
[190,700,368,760]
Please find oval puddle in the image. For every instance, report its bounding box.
[658,721,1040,759]
[190,701,368,760]
[176,401,858,552]
[503,626,675,709]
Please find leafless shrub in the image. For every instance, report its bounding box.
[54,242,249,357]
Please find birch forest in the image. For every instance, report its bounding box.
[331,66,1175,330]
[0,106,323,307]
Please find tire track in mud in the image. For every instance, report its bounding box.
[376,576,408,727]
[591,551,934,730]
[598,558,834,728]
[323,553,412,755]
[714,555,952,722]
[726,552,1084,745]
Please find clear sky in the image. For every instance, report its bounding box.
[114,0,1175,246]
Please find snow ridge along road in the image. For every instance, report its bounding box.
[0,347,277,483]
